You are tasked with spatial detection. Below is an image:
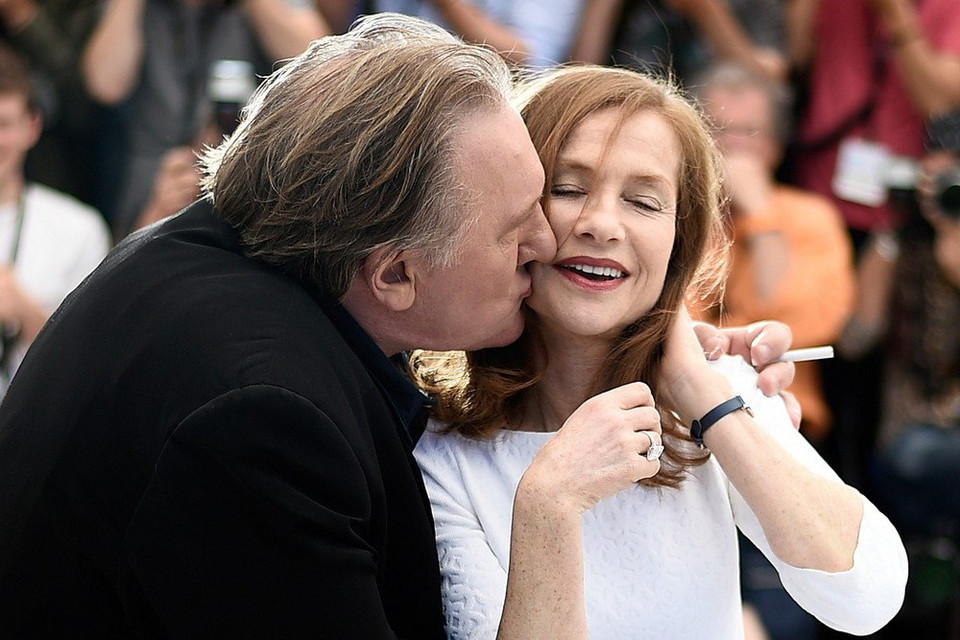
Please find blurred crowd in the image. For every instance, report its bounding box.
[0,0,957,637]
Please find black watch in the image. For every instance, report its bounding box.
[690,395,752,447]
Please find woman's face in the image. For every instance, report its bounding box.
[526,107,681,342]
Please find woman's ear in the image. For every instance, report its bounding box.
[365,246,417,311]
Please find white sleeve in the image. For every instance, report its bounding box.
[713,356,908,635]
[414,431,507,640]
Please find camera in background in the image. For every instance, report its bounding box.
[884,155,960,220]
[208,59,256,137]
[933,165,960,218]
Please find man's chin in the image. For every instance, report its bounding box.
[419,310,527,352]
[474,318,525,351]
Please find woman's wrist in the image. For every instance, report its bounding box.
[664,367,736,425]
[516,466,586,518]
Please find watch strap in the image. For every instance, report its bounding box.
[690,395,751,447]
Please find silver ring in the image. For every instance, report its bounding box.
[642,431,664,461]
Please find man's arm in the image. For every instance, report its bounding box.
[81,0,146,104]
[244,0,331,62]
[119,386,404,637]
[425,0,530,66]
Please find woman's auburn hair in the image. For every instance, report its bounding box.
[411,65,731,488]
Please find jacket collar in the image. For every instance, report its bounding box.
[318,298,434,444]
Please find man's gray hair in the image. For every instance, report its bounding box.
[199,13,513,298]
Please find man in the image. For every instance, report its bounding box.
[694,61,857,640]
[0,0,102,204]
[0,43,111,396]
[0,15,795,637]
[695,61,855,443]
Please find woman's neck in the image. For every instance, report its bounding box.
[519,329,613,432]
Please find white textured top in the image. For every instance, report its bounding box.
[414,355,908,639]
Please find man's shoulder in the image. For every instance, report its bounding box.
[62,201,350,369]
[772,184,843,218]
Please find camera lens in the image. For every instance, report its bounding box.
[934,166,960,218]
[208,60,256,136]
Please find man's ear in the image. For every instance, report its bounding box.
[25,111,42,149]
[364,246,417,312]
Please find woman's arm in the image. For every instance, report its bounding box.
[660,311,863,571]
[501,383,663,639]
[659,312,907,633]
[716,356,907,634]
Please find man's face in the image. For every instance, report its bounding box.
[704,86,778,168]
[0,93,39,186]
[409,105,556,351]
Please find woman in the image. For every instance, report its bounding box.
[411,65,907,638]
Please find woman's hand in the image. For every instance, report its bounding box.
[524,382,663,515]
[504,382,664,639]
[692,317,802,427]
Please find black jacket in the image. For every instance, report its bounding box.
[0,200,446,638]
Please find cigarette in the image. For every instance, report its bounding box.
[775,346,835,363]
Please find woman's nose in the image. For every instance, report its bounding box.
[574,194,625,243]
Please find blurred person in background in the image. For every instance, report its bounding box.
[571,0,788,84]
[0,0,105,209]
[82,0,329,238]
[367,0,587,68]
[694,60,857,640]
[694,61,854,448]
[0,43,111,396]
[868,118,960,637]
[786,0,960,496]
[315,0,359,33]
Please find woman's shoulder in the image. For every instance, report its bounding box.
[415,419,553,469]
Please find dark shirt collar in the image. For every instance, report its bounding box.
[317,298,434,443]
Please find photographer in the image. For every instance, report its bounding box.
[872,142,960,530]
[869,116,960,633]
[81,0,330,238]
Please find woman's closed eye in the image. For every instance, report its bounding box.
[626,195,665,214]
[550,184,587,198]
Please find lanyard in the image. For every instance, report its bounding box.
[7,185,26,268]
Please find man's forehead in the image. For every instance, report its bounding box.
[457,106,542,187]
